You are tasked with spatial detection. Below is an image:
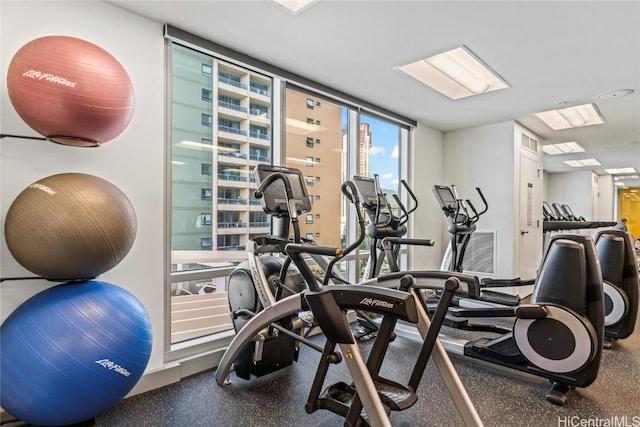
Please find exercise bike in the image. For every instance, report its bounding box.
[216,165,482,426]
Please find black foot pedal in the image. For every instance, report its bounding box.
[373,376,418,411]
[319,382,359,418]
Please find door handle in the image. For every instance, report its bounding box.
[520,229,529,235]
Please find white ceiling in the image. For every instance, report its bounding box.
[109,0,640,186]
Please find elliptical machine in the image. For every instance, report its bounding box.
[353,175,435,280]
[364,231,606,405]
[216,165,483,426]
[225,165,310,380]
[421,184,605,404]
[594,228,639,347]
[432,184,534,306]
[338,182,605,405]
[349,175,435,338]
[433,185,488,274]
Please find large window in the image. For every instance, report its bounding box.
[283,89,404,282]
[167,34,411,354]
[357,114,404,278]
[169,43,273,347]
[285,89,347,248]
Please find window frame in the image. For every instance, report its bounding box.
[165,27,414,361]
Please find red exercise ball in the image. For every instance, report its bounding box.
[6,35,135,147]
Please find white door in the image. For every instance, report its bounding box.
[518,151,542,279]
[591,173,599,220]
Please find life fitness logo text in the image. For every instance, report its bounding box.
[22,70,77,88]
[359,298,394,309]
[95,358,132,377]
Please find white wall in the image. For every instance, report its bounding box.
[545,171,594,220]
[442,121,517,278]
[0,1,166,371]
[408,123,444,269]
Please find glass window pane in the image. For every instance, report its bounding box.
[285,88,347,248]
[360,114,400,192]
[170,43,273,345]
[358,114,402,277]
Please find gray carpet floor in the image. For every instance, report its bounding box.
[93,315,640,427]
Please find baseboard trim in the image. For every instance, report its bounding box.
[126,346,227,398]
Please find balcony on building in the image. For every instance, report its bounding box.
[249,79,271,102]
[217,220,248,235]
[248,124,271,146]
[216,211,249,234]
[217,196,247,211]
[217,170,249,190]
[249,102,270,125]
[217,142,248,166]
[218,96,248,120]
[249,145,271,164]
[218,69,248,96]
[218,118,248,143]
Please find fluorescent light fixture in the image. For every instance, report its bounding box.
[534,103,605,130]
[397,46,509,100]
[615,181,626,187]
[542,141,586,155]
[273,0,317,14]
[605,167,637,174]
[563,158,601,167]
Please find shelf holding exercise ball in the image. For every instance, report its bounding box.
[0,280,153,426]
[4,173,137,281]
[6,35,135,146]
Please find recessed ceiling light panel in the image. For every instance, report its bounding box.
[534,103,605,130]
[398,46,509,100]
[563,158,601,167]
[542,141,585,155]
[605,167,637,174]
[273,0,317,14]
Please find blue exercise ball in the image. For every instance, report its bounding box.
[0,280,153,426]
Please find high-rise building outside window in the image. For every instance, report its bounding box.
[169,44,273,345]
[167,38,409,350]
[285,88,345,248]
